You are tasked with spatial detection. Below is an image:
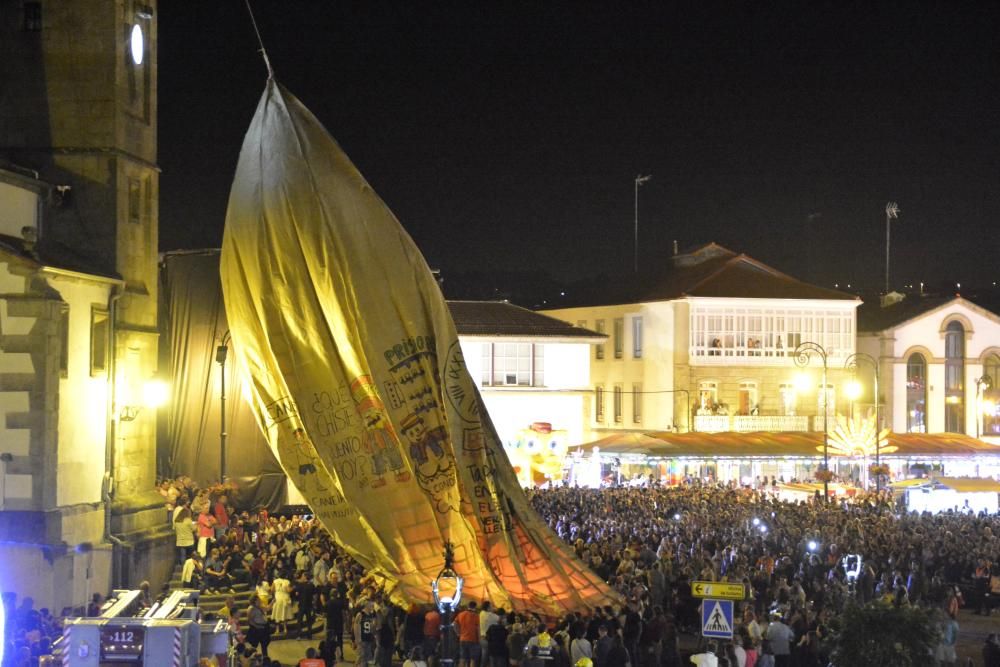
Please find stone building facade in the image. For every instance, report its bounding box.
[0,0,170,611]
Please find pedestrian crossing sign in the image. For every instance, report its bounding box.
[701,599,734,639]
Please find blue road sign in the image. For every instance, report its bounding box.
[701,599,734,639]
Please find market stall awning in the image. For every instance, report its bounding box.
[569,432,683,457]
[569,431,1000,459]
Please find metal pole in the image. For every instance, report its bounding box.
[822,354,828,501]
[885,209,890,293]
[885,202,899,294]
[634,177,639,273]
[218,331,231,483]
[796,342,830,501]
[220,357,227,482]
[634,175,651,273]
[846,352,881,492]
[873,360,880,492]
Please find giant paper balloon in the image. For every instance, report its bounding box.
[220,80,620,616]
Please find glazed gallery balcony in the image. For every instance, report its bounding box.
[693,414,824,433]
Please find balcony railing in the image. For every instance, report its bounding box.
[689,347,849,366]
[694,414,813,433]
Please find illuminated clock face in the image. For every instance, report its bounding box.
[130,24,144,65]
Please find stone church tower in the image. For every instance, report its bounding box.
[0,0,170,608]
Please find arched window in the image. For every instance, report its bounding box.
[944,321,965,433]
[906,353,927,433]
[983,354,1000,436]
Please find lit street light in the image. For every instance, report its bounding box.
[975,374,993,439]
[795,341,830,500]
[845,352,882,492]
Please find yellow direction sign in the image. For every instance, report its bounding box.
[691,581,746,600]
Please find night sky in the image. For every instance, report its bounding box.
[158,3,1000,302]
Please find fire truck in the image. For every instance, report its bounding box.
[56,589,231,667]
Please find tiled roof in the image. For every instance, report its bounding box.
[857,294,1000,333]
[567,243,857,306]
[857,295,958,332]
[448,300,604,339]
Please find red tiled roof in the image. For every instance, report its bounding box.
[448,300,604,339]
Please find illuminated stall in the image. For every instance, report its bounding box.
[568,431,1000,489]
[897,477,1000,514]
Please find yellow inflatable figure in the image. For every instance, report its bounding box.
[507,422,568,487]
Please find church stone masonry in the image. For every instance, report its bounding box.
[0,0,170,611]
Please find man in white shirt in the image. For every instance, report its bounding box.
[479,600,500,667]
[181,552,202,590]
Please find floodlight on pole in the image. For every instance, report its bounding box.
[634,174,651,273]
[885,202,900,293]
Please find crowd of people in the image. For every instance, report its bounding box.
[7,477,995,667]
[157,476,1000,667]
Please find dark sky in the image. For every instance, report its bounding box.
[158,3,1000,296]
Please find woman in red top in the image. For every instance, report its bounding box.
[197,507,217,557]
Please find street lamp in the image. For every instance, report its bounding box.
[634,174,651,273]
[975,374,993,439]
[432,542,463,667]
[216,331,232,483]
[795,342,830,500]
[119,379,169,421]
[845,352,882,492]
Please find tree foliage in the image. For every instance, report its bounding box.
[829,601,941,667]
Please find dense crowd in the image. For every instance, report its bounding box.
[527,484,1000,666]
[158,476,1000,667]
[1,594,62,667]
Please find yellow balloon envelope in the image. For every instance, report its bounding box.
[220,80,620,616]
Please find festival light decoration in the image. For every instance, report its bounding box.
[825,413,896,488]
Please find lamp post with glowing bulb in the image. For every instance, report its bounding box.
[432,542,463,667]
[975,374,993,439]
[794,342,830,500]
[845,352,882,491]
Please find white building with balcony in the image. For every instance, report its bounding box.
[543,243,860,437]
[449,300,604,447]
[857,293,1000,443]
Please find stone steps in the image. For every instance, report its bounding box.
[167,566,324,640]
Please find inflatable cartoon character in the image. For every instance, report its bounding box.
[505,422,569,486]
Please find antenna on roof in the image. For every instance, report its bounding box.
[884,202,900,294]
[634,174,652,273]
